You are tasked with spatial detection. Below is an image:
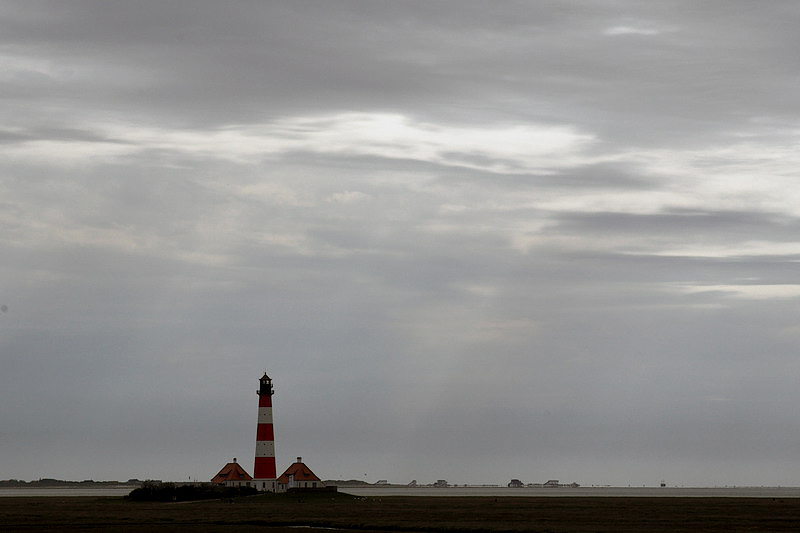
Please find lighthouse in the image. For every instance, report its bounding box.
[253,372,276,491]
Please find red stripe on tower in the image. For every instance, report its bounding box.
[253,372,276,491]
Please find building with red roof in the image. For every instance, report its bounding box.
[276,457,324,492]
[211,458,253,488]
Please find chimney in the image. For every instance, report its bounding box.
[297,456,302,463]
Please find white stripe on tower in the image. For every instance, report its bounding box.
[253,372,276,491]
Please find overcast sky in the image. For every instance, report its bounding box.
[3,1,800,487]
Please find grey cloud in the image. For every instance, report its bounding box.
[3,0,800,486]
[549,209,800,241]
[4,0,795,137]
[0,127,131,145]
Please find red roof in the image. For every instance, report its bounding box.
[211,461,253,483]
[277,458,321,484]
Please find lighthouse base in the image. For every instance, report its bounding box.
[253,478,277,492]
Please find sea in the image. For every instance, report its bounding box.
[0,487,135,497]
[339,486,800,498]
[3,486,800,498]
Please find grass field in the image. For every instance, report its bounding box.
[2,492,800,532]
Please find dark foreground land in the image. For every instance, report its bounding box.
[2,493,800,532]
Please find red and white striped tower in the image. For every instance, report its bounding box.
[253,372,276,491]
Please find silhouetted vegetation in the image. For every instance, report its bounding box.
[126,481,257,502]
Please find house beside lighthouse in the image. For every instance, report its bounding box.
[211,458,253,488]
[276,457,325,492]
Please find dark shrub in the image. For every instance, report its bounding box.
[127,481,257,502]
